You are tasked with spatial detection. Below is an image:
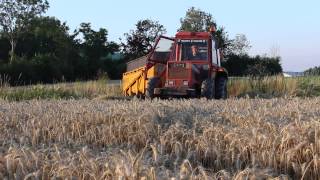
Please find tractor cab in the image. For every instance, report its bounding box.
[146,29,226,98]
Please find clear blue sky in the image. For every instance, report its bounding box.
[46,0,320,71]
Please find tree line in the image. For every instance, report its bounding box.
[305,66,320,76]
[0,1,283,85]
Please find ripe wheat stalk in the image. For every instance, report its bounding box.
[0,97,319,179]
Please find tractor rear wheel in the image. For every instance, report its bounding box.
[201,79,214,99]
[145,77,159,99]
[215,77,228,99]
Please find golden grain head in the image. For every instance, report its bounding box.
[0,97,319,179]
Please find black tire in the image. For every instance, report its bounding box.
[145,77,159,99]
[201,79,214,99]
[215,77,228,99]
[134,93,144,99]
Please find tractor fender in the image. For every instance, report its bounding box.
[216,67,228,79]
[211,68,228,80]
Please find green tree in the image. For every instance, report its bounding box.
[17,16,72,57]
[227,34,251,56]
[23,16,79,81]
[0,16,80,83]
[0,0,49,63]
[179,7,230,50]
[76,23,119,78]
[179,7,216,32]
[305,66,320,76]
[0,31,10,62]
[121,19,166,60]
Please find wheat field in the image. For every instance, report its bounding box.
[0,98,319,179]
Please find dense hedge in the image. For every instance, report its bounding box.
[223,54,283,76]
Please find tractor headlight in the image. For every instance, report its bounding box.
[168,80,174,85]
[183,80,189,86]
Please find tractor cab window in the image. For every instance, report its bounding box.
[211,39,221,66]
[150,37,174,63]
[180,39,208,61]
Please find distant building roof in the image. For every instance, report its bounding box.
[283,72,304,77]
[283,73,292,77]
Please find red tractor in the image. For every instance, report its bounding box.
[122,27,228,99]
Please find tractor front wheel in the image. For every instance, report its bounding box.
[145,77,159,99]
[201,79,214,99]
[215,77,228,99]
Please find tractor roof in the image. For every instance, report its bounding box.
[175,32,211,39]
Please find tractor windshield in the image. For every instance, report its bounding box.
[180,39,208,61]
[149,37,174,64]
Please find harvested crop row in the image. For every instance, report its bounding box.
[0,98,319,179]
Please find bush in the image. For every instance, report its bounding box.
[0,56,35,85]
[223,54,283,77]
[304,66,320,76]
[0,55,63,85]
[30,54,64,83]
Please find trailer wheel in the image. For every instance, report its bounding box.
[201,79,214,99]
[146,77,159,99]
[215,77,228,99]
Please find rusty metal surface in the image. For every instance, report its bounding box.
[168,67,189,79]
[126,56,148,71]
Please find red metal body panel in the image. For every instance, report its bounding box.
[176,32,211,39]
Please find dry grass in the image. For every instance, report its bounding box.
[228,76,298,98]
[52,80,122,99]
[0,98,319,179]
[1,76,320,100]
[0,80,122,101]
[228,76,320,98]
[0,74,10,89]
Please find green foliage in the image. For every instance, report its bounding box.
[0,0,49,62]
[226,34,251,56]
[223,54,283,77]
[296,76,320,97]
[0,85,79,101]
[0,16,77,84]
[0,17,125,85]
[76,23,119,78]
[227,76,320,98]
[179,7,230,50]
[0,56,33,85]
[103,58,126,79]
[179,7,216,32]
[0,36,10,62]
[304,66,320,76]
[121,19,166,60]
[0,74,10,87]
[0,80,122,101]
[17,16,72,57]
[0,55,62,84]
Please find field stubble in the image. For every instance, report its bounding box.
[0,98,320,179]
